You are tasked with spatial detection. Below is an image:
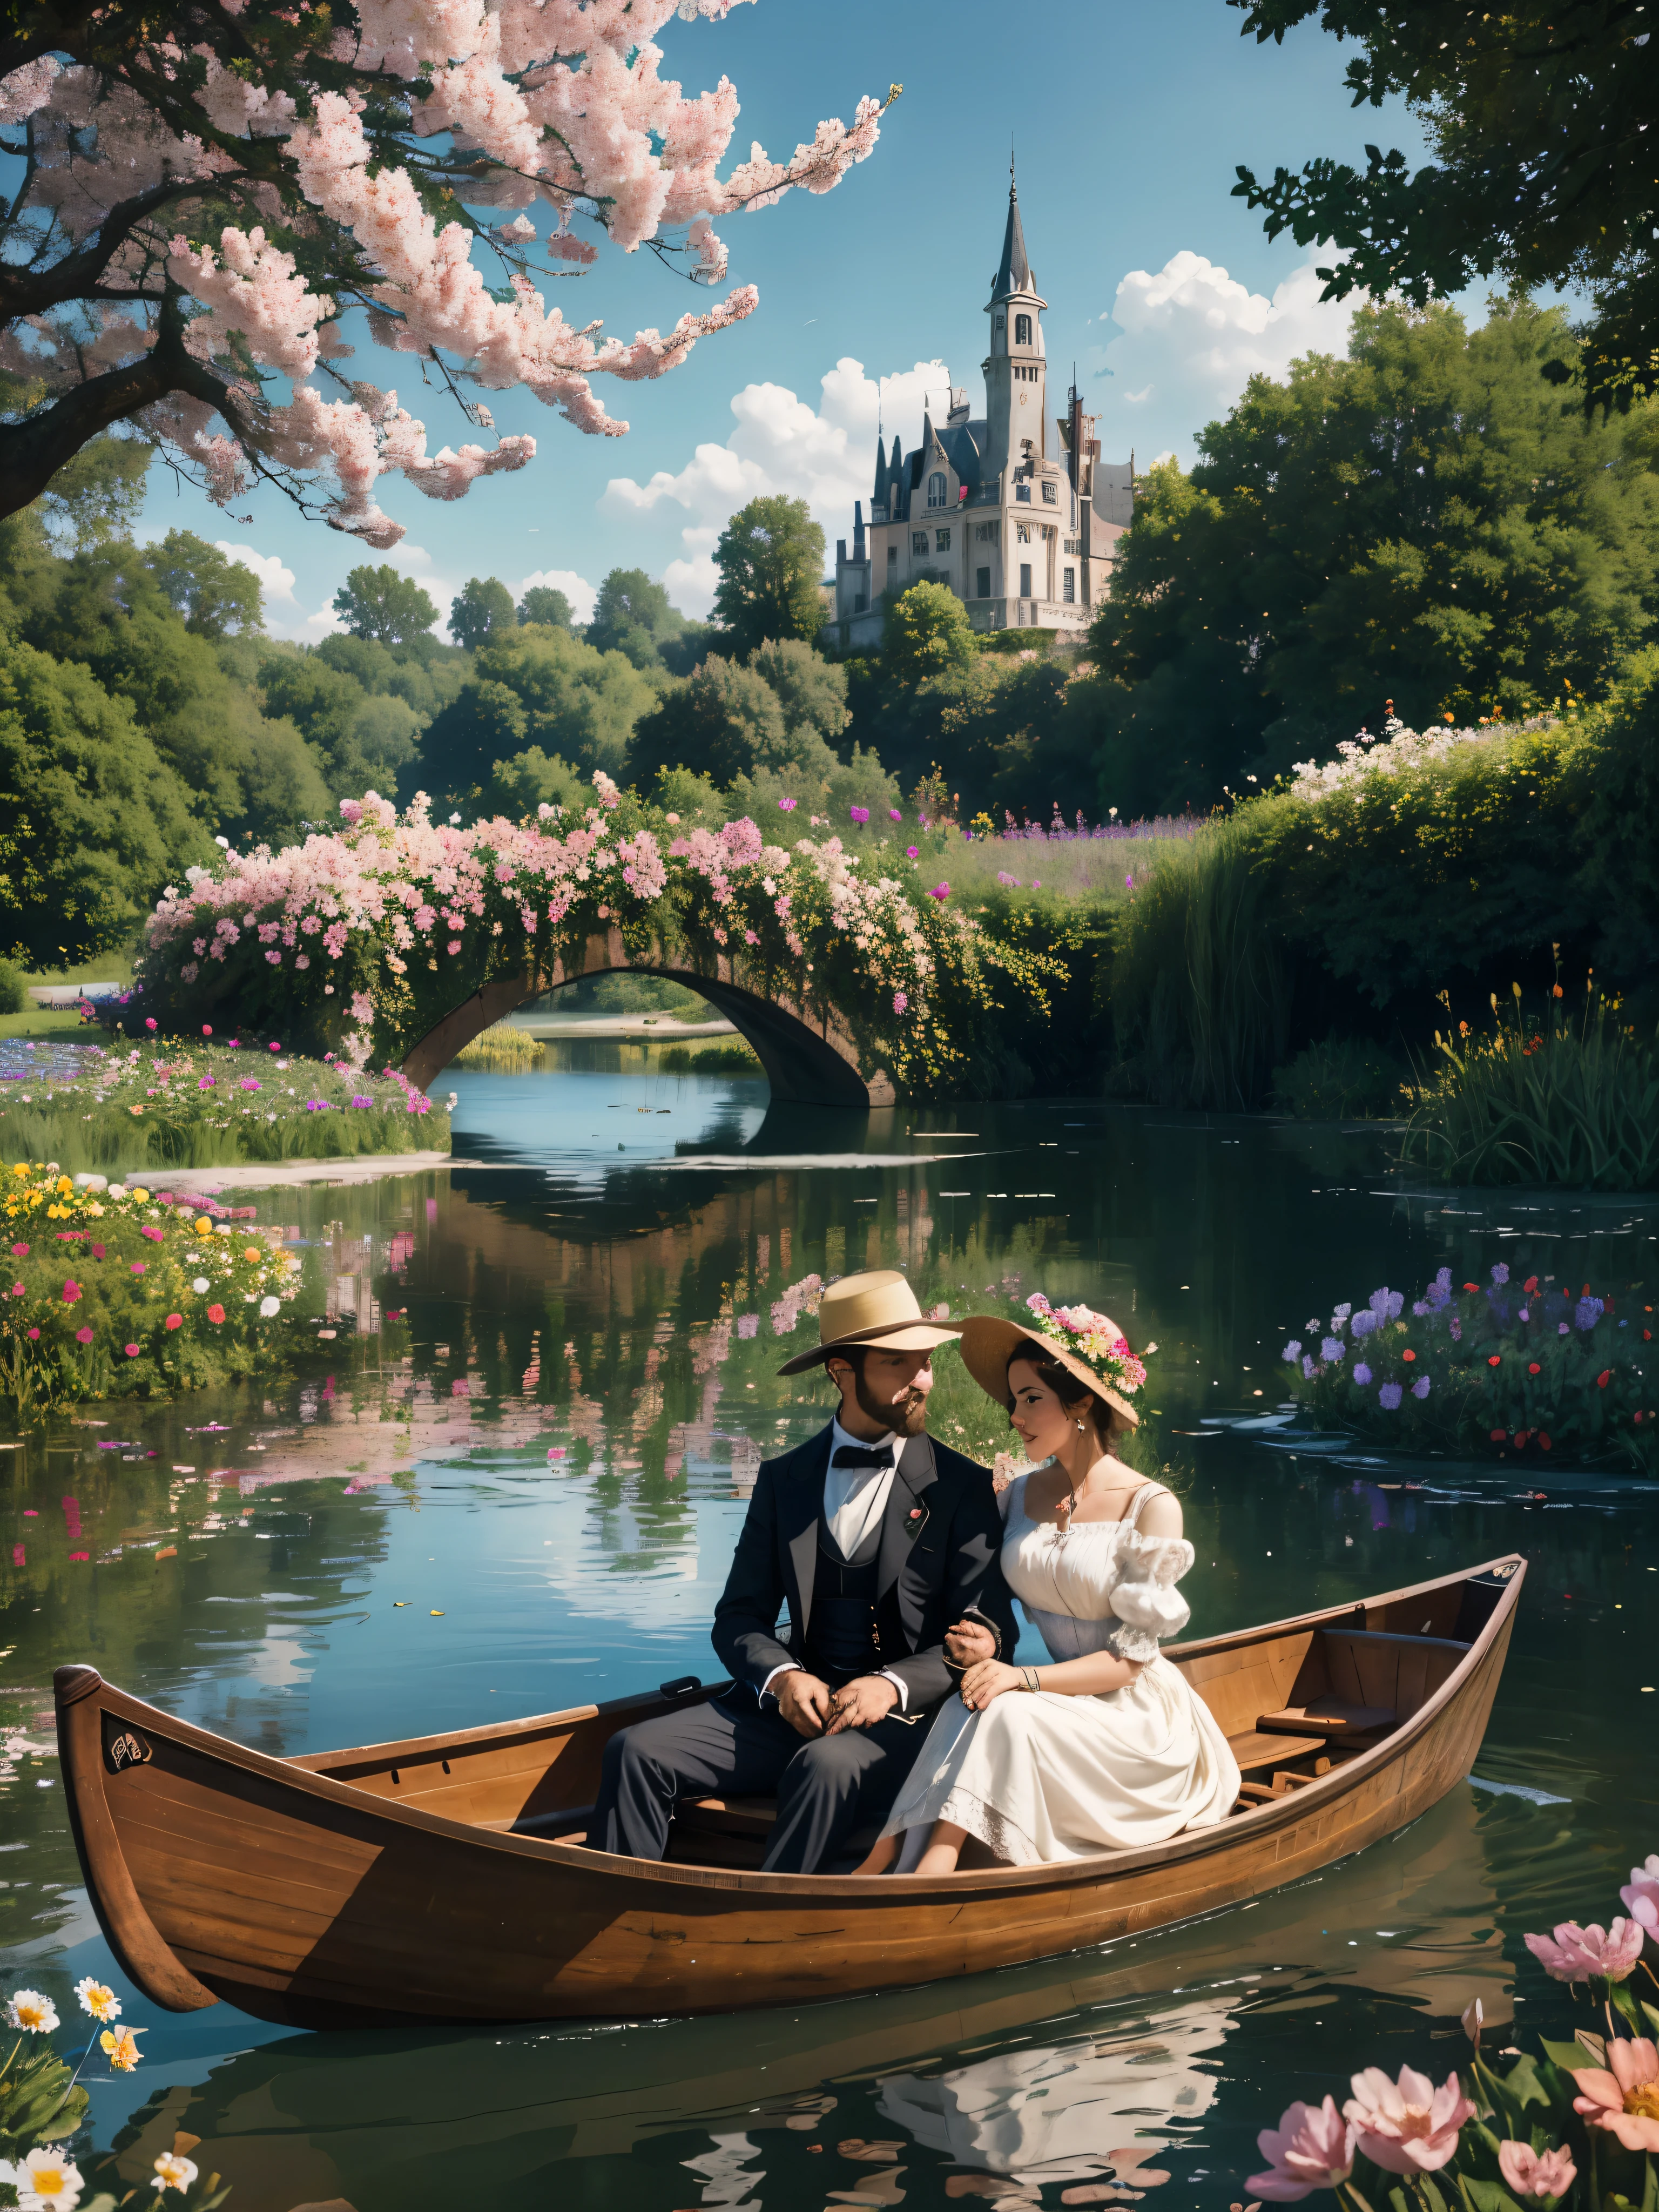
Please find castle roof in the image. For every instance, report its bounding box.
[992,178,1032,300]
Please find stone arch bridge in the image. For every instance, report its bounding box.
[399,925,895,1108]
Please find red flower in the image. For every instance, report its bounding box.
[1523,1276,1539,1294]
[1528,1361,1541,1375]
[1489,1427,1507,1442]
[1464,1282,1480,1292]
[1402,1349,1416,1362]
[164,1313,183,1330]
[25,1327,38,1342]
[69,1553,87,1563]
[1539,1432,1553,1451]
[206,1303,225,1325]
[1597,1370,1611,1388]
[1644,1330,1652,1341]
[61,1280,81,1304]
[90,1244,105,1260]
[1487,1353,1501,1367]
[1515,1429,1530,1447]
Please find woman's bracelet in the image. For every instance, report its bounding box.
[1021,1665,1041,1693]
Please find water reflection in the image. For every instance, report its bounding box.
[0,1077,1654,2206]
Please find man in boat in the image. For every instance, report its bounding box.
[589,1271,1015,1874]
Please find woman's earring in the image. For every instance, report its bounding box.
[1076,1419,1086,1432]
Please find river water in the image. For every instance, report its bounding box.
[3,1055,1655,2211]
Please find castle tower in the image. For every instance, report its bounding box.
[981,170,1049,484]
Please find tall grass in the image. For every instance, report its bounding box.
[1402,987,1659,1189]
[451,1022,544,1071]
[942,817,1203,901]
[1110,815,1292,1110]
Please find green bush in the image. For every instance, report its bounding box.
[0,960,26,1014]
[656,1037,761,1072]
[1272,1038,1408,1120]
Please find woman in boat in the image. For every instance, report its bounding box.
[855,1299,1240,1876]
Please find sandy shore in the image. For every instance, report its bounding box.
[512,1014,735,1040]
[110,1150,470,1194]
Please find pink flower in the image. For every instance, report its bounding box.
[1620,1853,1659,1939]
[201,1025,212,1036]
[849,805,870,824]
[929,882,950,899]
[139,1225,163,1243]
[25,1327,38,1341]
[269,1041,282,1053]
[75,1325,93,1344]
[130,1262,146,1276]
[62,1280,82,1304]
[1343,2066,1473,2174]
[893,991,908,1014]
[888,808,902,820]
[1245,2095,1353,2200]
[124,1344,140,1359]
[206,1303,225,1324]
[906,845,919,858]
[165,1314,182,1330]
[145,1017,158,1031]
[778,797,797,812]
[1572,2038,1659,2151]
[9,1284,21,1299]
[1525,1918,1644,1982]
[1498,2141,1577,2199]
[198,1075,217,1089]
[10,1244,26,1257]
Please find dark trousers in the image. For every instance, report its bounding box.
[590,1694,928,1873]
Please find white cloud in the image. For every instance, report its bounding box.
[600,356,952,618]
[516,567,597,625]
[1090,253,1361,465]
[213,539,302,633]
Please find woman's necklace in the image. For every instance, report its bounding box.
[1053,1456,1135,1532]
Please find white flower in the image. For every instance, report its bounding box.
[259,1296,280,1318]
[192,1278,210,1294]
[0,2150,83,2210]
[6,1989,58,2033]
[152,2153,197,2193]
[72,1977,119,2022]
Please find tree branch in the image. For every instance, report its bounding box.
[0,175,248,321]
[0,292,232,522]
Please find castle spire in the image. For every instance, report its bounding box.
[992,164,1031,301]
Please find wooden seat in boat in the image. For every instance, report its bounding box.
[1258,1699,1396,1737]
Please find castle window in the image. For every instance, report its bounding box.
[975,522,994,542]
[1063,537,1081,555]
[1016,483,1031,503]
[1019,562,1033,598]
[887,544,898,569]
[912,531,927,555]
[1016,521,1031,543]
[927,471,947,508]
[1062,569,1075,603]
[935,528,950,552]
[995,315,1006,334]
[855,593,867,613]
[976,567,991,598]
[1041,479,1057,504]
[1015,313,1032,346]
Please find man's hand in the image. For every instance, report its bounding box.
[774,1669,834,1739]
[945,1617,997,1669]
[824,1675,900,1734]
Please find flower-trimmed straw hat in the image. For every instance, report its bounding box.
[775,1269,962,1377]
[959,1293,1149,1428]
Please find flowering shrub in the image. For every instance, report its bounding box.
[125,782,1058,1098]
[0,1166,307,1413]
[1283,1264,1657,1467]
[0,1041,448,1175]
[0,1977,230,2212]
[1286,710,1556,802]
[1243,1855,1659,2211]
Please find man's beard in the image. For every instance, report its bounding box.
[855,1371,928,1438]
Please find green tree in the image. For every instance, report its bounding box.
[333,565,438,644]
[710,497,826,656]
[0,638,212,964]
[448,576,518,651]
[481,746,591,819]
[27,433,152,552]
[143,530,265,637]
[315,632,466,722]
[748,637,850,745]
[1232,0,1659,413]
[418,625,658,803]
[1085,296,1659,813]
[585,567,686,668]
[629,655,798,788]
[517,585,574,630]
[880,581,976,690]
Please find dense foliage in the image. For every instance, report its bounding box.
[1232,0,1659,413]
[1085,299,1659,814]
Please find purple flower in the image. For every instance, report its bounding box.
[777,797,797,812]
[1320,1336,1345,1362]
[1558,1321,1569,1336]
[1378,1382,1404,1410]
[1282,1339,1303,1360]
[1411,1376,1431,1398]
[1575,1296,1604,1331]
[1352,1310,1378,1339]
[305,1099,330,1112]
[1450,1318,1463,1340]
[350,1094,375,1108]
[1301,1354,1317,1379]
[888,808,902,821]
[849,805,871,824]
[1352,1361,1373,1386]
[1330,1304,1352,1329]
[1491,1262,1510,1286]
[1519,1306,1529,1321]
[1368,1286,1404,1321]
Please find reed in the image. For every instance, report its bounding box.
[1110,814,1292,1110]
[655,1037,760,1073]
[450,1022,544,1072]
[1402,984,1659,1190]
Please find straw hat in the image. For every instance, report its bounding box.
[959,1301,1143,1428]
[775,1269,962,1377]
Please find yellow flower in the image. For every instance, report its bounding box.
[242,1246,260,1263]
[10,1164,26,1178]
[100,2025,143,2071]
[195,1218,212,1237]
[55,1177,71,1196]
[129,1188,149,1202]
[152,2151,197,2193]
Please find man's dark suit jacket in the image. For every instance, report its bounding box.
[711,1425,1016,1711]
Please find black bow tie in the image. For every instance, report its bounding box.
[831,1444,894,1471]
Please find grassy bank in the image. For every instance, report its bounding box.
[0,1040,449,1175]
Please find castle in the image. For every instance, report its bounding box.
[831,175,1134,651]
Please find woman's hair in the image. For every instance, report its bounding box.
[1006,1338,1130,1446]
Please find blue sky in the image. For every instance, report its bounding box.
[148,0,1440,639]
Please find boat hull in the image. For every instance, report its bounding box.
[56,1556,1522,2027]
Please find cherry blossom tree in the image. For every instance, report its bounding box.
[0,3,893,545]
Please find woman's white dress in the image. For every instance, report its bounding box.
[880,1474,1241,1867]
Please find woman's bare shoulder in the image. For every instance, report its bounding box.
[1134,1483,1184,1540]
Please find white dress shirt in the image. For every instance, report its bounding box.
[762,1417,911,1710]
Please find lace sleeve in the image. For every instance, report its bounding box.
[1103,1526,1195,1662]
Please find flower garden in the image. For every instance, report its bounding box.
[124,781,1059,1100]
[0,1038,449,1177]
[1282,1265,1657,1470]
[0,1168,313,1414]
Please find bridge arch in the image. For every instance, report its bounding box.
[399,925,896,1108]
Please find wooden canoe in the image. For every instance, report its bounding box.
[55,1553,1523,2030]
